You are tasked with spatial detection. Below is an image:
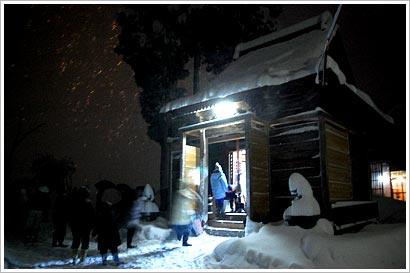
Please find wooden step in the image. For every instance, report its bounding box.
[208,219,245,229]
[216,212,247,221]
[204,225,245,238]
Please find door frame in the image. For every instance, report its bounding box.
[178,112,270,222]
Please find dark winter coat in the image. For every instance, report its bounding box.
[67,190,95,233]
[225,185,236,201]
[52,192,69,225]
[92,202,122,251]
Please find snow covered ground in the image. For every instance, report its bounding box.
[3,215,407,270]
[3,217,230,270]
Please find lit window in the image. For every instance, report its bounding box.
[370,162,406,201]
[390,171,406,201]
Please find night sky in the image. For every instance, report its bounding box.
[4,4,161,188]
[2,4,407,191]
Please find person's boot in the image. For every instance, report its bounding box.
[127,228,136,249]
[182,235,192,246]
[113,252,121,266]
[71,249,78,265]
[101,253,108,266]
[79,249,88,263]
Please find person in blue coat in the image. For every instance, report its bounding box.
[210,162,228,216]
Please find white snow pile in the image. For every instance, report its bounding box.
[205,220,407,269]
[205,174,406,270]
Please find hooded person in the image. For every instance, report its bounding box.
[140,184,160,221]
[210,162,228,216]
[283,172,321,229]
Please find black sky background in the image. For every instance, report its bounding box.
[2,3,408,193]
[4,4,162,190]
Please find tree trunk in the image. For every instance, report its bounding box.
[193,51,200,94]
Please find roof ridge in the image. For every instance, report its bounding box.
[233,11,333,60]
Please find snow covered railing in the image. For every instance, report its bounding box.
[329,201,379,235]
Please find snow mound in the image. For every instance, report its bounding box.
[205,222,406,269]
[136,216,173,241]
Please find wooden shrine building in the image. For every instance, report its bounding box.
[158,11,394,224]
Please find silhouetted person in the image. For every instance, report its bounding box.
[92,201,122,266]
[23,186,43,244]
[51,186,69,247]
[67,186,95,265]
[114,186,144,249]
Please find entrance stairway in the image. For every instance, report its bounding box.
[204,197,247,237]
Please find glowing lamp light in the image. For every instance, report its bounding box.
[378,173,390,185]
[213,101,237,119]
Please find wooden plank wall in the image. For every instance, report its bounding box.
[325,122,352,201]
[248,77,320,122]
[248,120,270,222]
[269,120,322,221]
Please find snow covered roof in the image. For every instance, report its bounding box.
[160,11,393,124]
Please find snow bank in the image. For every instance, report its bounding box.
[205,221,406,269]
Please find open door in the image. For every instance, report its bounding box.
[181,130,209,221]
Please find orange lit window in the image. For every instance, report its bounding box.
[390,171,406,201]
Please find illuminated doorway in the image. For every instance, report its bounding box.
[229,149,247,212]
[179,113,270,222]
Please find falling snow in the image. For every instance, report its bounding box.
[5,4,161,186]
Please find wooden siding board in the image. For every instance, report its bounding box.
[325,121,352,202]
[248,119,270,222]
[251,179,270,192]
[270,131,319,146]
[327,132,349,151]
[270,119,323,219]
[318,117,331,211]
[327,165,351,182]
[255,85,319,121]
[327,149,349,164]
[271,157,320,170]
[270,140,319,160]
[251,192,270,220]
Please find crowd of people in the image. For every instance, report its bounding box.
[16,182,160,266]
[14,162,241,266]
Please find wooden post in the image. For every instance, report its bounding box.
[199,129,209,221]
